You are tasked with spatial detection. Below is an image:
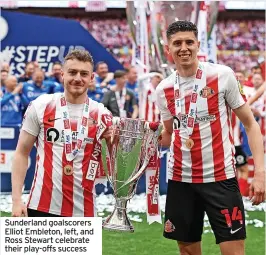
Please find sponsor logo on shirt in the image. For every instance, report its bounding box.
[86,160,99,181]
[179,114,216,127]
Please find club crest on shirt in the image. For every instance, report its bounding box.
[199,86,215,98]
[237,81,245,95]
[164,219,175,233]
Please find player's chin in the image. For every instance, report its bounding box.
[70,88,86,96]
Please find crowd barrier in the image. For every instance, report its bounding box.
[0,125,169,195]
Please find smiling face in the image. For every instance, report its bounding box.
[167,31,200,68]
[62,59,94,98]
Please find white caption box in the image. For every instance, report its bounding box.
[0,217,102,255]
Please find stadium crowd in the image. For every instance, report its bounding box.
[84,18,265,73]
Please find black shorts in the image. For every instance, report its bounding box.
[27,208,62,217]
[163,178,246,244]
[235,146,247,167]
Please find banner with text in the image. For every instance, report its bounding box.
[0,10,123,75]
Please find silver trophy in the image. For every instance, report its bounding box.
[101,117,162,232]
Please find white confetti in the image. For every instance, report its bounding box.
[0,194,265,230]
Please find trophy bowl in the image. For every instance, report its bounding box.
[101,117,162,232]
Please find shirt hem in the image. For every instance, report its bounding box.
[170,173,236,183]
[27,205,93,217]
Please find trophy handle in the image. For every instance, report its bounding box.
[101,139,113,184]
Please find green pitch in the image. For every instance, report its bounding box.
[103,211,265,255]
[1,211,265,254]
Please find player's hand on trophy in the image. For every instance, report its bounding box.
[12,200,28,217]
[249,170,265,205]
[102,126,113,141]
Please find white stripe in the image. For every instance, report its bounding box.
[28,132,45,209]
[73,119,85,216]
[49,103,63,214]
[167,132,175,181]
[180,132,192,182]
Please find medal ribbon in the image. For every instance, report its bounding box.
[82,113,113,188]
[115,87,127,117]
[174,63,206,137]
[60,94,90,161]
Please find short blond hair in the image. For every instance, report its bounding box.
[64,49,94,67]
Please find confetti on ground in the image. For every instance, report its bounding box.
[1,194,265,229]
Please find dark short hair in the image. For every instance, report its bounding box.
[114,70,127,79]
[25,62,34,68]
[235,70,245,75]
[251,65,261,71]
[95,61,107,71]
[166,20,198,40]
[150,69,162,74]
[53,61,62,67]
[125,66,136,73]
[64,49,94,67]
[33,68,45,75]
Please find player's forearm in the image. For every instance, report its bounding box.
[12,152,29,202]
[246,122,265,173]
[131,107,139,119]
[248,83,265,105]
[160,129,172,148]
[103,72,114,83]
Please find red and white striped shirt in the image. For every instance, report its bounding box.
[22,93,111,216]
[156,62,246,183]
[139,82,160,122]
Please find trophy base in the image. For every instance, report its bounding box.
[102,199,134,233]
[102,222,134,232]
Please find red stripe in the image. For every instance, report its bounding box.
[248,158,254,165]
[163,87,175,115]
[82,125,96,216]
[206,75,226,181]
[60,120,77,216]
[184,94,191,114]
[152,101,156,122]
[172,130,182,181]
[37,103,56,212]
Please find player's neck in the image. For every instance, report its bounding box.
[176,60,199,78]
[151,81,157,89]
[65,91,87,104]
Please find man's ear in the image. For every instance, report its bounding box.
[165,44,170,55]
[61,69,64,84]
[91,72,95,81]
[197,41,200,52]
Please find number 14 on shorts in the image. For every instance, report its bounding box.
[221,206,243,228]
